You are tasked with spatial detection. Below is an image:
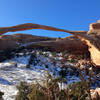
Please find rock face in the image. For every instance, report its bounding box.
[0,34,55,50]
[0,34,89,55]
[1,34,55,43]
[30,36,89,55]
[86,22,100,67]
[0,21,100,67]
[0,34,55,61]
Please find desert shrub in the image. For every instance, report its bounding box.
[26,64,31,68]
[28,83,48,100]
[28,53,37,65]
[45,64,49,68]
[39,50,43,55]
[28,77,67,100]
[16,80,87,100]
[15,63,17,67]
[59,68,67,78]
[15,71,68,100]
[15,82,30,100]
[15,46,25,53]
[0,91,4,100]
[68,82,86,100]
[69,58,76,63]
[44,53,49,57]
[4,48,14,59]
[16,72,91,100]
[16,81,87,100]
[52,52,57,57]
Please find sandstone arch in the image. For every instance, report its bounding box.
[0,22,100,68]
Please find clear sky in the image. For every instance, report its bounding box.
[0,0,100,37]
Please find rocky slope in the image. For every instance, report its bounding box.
[0,48,99,100]
[0,34,89,62]
[0,34,99,100]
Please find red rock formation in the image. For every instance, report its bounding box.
[0,34,89,56]
[30,36,89,56]
[0,22,100,67]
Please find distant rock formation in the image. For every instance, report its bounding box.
[0,21,100,67]
[0,34,89,59]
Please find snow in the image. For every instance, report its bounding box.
[0,62,12,68]
[0,49,98,100]
[0,54,45,100]
[0,63,44,100]
[0,85,18,100]
[80,65,86,69]
[12,55,30,67]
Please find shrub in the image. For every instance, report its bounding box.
[68,82,86,100]
[39,50,43,55]
[28,83,47,100]
[16,72,90,100]
[15,63,17,67]
[26,64,31,68]
[15,72,68,100]
[69,58,75,63]
[15,82,30,100]
[52,52,57,57]
[0,91,4,100]
[28,78,67,100]
[45,64,49,68]
[28,53,37,65]
[59,68,67,78]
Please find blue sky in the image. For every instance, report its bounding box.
[0,0,100,37]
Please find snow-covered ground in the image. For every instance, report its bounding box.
[0,61,44,100]
[0,49,99,100]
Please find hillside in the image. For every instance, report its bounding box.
[0,48,100,100]
[0,34,89,62]
[0,34,99,100]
